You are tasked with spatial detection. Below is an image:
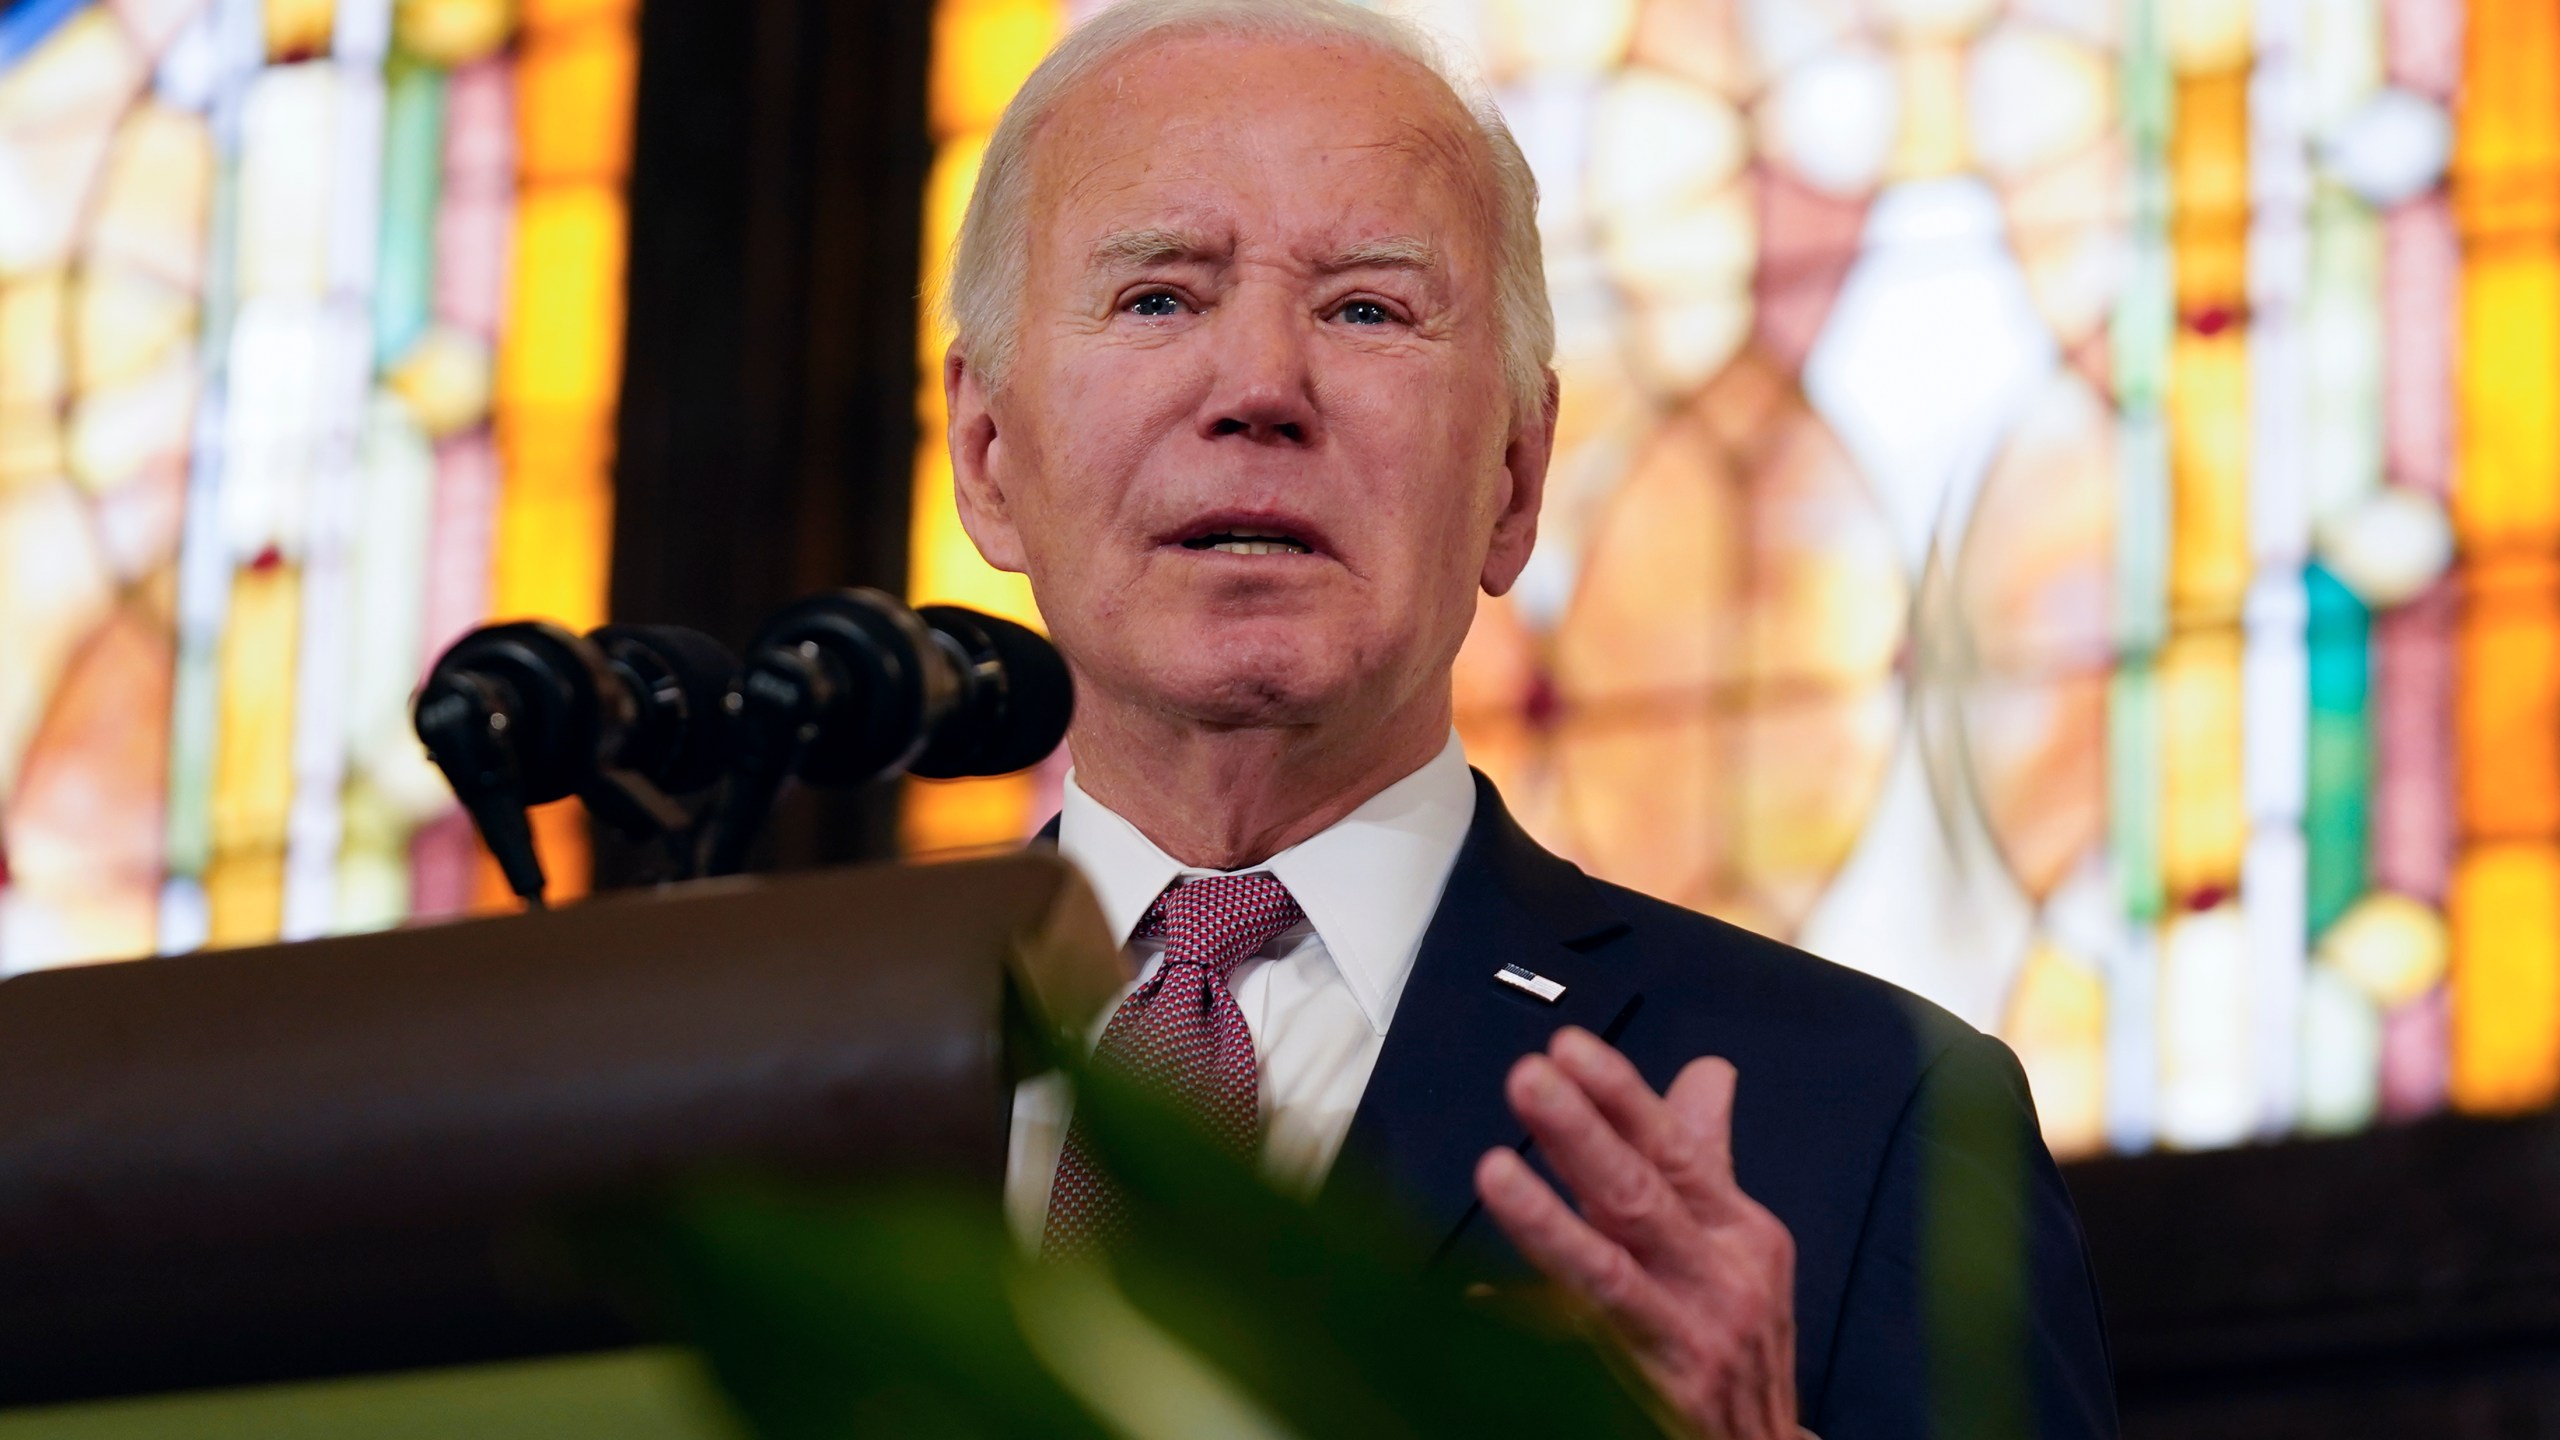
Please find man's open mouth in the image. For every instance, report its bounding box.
[1181,529,1313,556]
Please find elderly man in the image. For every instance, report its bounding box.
[940,2,2114,1435]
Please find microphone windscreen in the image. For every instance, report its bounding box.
[591,624,740,793]
[911,607,1073,778]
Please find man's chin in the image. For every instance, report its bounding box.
[1136,642,1360,728]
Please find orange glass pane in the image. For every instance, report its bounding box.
[1552,407,1741,704]
[473,797,593,909]
[206,561,301,947]
[2453,245,2560,553]
[2453,0,2560,242]
[7,605,172,964]
[516,24,638,185]
[2171,71,2248,311]
[2457,557,2560,839]
[2450,841,2560,1113]
[2159,630,2246,900]
[903,772,1037,855]
[521,0,638,30]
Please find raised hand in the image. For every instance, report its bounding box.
[1475,1027,1800,1440]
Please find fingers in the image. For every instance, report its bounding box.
[1663,1054,1740,1187]
[1503,1050,1700,1274]
[1549,1030,1743,1221]
[1473,1147,1680,1350]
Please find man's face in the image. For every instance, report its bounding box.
[949,33,1550,733]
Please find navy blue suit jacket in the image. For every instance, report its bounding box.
[1049,770,2117,1438]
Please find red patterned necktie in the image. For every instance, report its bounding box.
[1042,871,1305,1259]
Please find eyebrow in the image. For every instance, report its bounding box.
[1087,227,1224,271]
[1082,229,1442,275]
[1316,235,1440,274]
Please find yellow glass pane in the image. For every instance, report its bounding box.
[496,185,627,415]
[2450,841,2560,1113]
[1553,703,1730,913]
[2167,327,2249,621]
[2000,940,2108,1158]
[919,133,990,375]
[263,0,333,61]
[1887,41,1968,180]
[72,263,195,392]
[206,561,301,947]
[2453,0,2560,241]
[2164,0,2251,72]
[2159,630,2245,900]
[907,438,1040,627]
[903,772,1037,855]
[0,269,68,418]
[517,23,638,184]
[491,429,612,630]
[2457,557,2560,839]
[929,0,1061,140]
[2453,245,2560,552]
[89,103,213,290]
[395,0,512,66]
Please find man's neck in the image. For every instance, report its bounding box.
[1066,690,1453,871]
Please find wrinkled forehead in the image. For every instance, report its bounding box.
[1023,31,1500,273]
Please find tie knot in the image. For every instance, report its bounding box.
[1136,872,1304,980]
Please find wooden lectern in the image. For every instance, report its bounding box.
[0,853,1123,1407]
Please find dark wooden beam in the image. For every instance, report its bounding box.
[2071,1108,2560,1436]
[604,0,934,879]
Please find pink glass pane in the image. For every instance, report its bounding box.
[2381,984,2451,1119]
[2384,197,2455,497]
[2374,581,2454,902]
[2385,0,2464,98]
[437,60,515,338]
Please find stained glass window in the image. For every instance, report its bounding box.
[912,0,2547,1158]
[0,0,635,971]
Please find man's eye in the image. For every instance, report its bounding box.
[1129,292,1183,317]
[1337,299,1391,326]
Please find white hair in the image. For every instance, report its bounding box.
[941,0,1555,424]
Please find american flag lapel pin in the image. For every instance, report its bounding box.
[1496,963,1566,1003]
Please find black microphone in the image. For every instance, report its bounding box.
[414,622,738,904]
[698,590,1073,875]
[590,623,740,796]
[413,623,625,907]
[909,604,1074,779]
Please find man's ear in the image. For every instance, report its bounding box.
[1480,367,1559,597]
[947,343,1030,574]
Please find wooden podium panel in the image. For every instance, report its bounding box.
[0,853,1120,1406]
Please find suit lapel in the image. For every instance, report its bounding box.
[1330,772,1640,1258]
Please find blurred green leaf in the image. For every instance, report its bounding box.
[591,1049,1669,1440]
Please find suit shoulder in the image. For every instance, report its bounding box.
[1584,876,1984,1070]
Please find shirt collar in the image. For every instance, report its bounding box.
[1055,731,1476,1037]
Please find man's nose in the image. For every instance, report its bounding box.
[1199,294,1319,445]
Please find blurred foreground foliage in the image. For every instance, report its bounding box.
[588,1061,1671,1439]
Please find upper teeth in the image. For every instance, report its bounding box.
[1200,530,1308,555]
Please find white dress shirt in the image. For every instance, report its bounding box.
[1004,731,1478,1247]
